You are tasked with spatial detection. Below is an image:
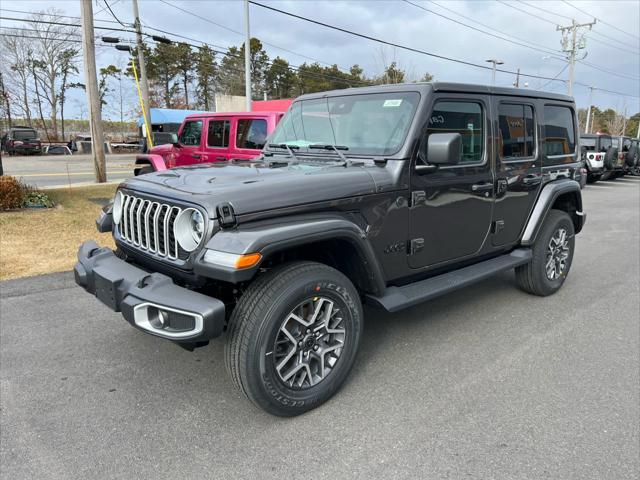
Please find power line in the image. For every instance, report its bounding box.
[156,0,352,72]
[491,3,639,81]
[584,33,639,56]
[403,0,565,59]
[513,0,639,52]
[101,0,130,28]
[428,0,562,56]
[0,15,135,34]
[248,0,639,96]
[560,0,640,41]
[495,0,558,26]
[538,64,569,89]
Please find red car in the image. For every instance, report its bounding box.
[134,111,286,175]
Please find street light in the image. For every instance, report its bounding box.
[486,59,504,86]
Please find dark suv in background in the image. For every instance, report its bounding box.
[1,126,42,155]
[75,83,585,416]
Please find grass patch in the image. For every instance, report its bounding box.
[0,184,117,280]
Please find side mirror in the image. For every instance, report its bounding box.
[416,132,462,174]
[170,133,180,147]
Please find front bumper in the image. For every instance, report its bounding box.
[74,241,226,344]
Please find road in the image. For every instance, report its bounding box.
[1,153,136,188]
[1,177,638,479]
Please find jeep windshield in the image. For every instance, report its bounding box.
[267,91,420,157]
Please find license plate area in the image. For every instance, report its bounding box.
[93,268,122,311]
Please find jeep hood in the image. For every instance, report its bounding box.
[121,161,388,217]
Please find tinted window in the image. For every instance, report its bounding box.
[179,120,203,146]
[236,119,267,149]
[498,104,534,159]
[622,138,631,152]
[599,136,612,151]
[13,129,38,140]
[580,137,596,150]
[543,106,575,156]
[207,120,230,148]
[426,101,483,164]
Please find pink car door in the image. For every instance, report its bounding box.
[232,117,270,160]
[174,117,205,166]
[203,117,232,162]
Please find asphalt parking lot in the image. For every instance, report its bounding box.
[1,177,638,479]
[1,153,136,188]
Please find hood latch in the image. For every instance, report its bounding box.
[216,202,237,229]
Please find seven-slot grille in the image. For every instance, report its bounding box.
[118,194,182,259]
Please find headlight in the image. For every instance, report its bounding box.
[112,191,124,225]
[174,208,205,252]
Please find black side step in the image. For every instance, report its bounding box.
[366,249,532,312]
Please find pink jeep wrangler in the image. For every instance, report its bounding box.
[134,111,286,175]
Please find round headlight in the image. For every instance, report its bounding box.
[174,208,205,252]
[112,191,124,225]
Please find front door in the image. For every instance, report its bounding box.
[233,117,269,160]
[409,95,494,269]
[175,118,205,166]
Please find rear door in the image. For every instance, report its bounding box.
[203,117,232,162]
[491,98,543,246]
[174,118,205,166]
[232,117,269,160]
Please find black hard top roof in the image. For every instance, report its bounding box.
[296,81,574,103]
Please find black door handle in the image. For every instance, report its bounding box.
[192,154,201,159]
[471,182,493,192]
[523,175,541,185]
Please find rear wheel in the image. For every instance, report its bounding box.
[586,173,600,184]
[516,209,575,296]
[225,261,363,416]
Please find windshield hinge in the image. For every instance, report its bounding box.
[216,202,236,229]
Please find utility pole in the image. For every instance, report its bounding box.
[80,0,106,183]
[513,68,520,88]
[244,0,252,111]
[557,19,596,97]
[585,86,594,134]
[132,0,152,145]
[486,59,504,86]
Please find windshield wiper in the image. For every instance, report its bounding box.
[266,143,300,163]
[308,144,350,163]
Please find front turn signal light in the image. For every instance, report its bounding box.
[203,250,262,269]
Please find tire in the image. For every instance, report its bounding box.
[516,209,575,297]
[603,147,617,170]
[586,173,600,184]
[135,165,153,176]
[601,171,613,181]
[225,261,363,416]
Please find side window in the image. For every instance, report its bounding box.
[498,103,535,159]
[427,101,483,164]
[178,120,203,147]
[207,120,230,148]
[236,119,267,149]
[543,105,576,156]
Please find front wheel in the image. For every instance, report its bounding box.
[516,209,575,296]
[225,261,363,416]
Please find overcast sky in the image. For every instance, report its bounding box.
[1,0,638,120]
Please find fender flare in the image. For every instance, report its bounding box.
[521,179,584,246]
[193,213,386,294]
[134,154,167,175]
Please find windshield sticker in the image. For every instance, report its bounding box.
[383,99,403,108]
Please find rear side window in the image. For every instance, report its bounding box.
[13,129,38,140]
[498,104,534,159]
[179,120,203,146]
[207,120,230,148]
[543,106,576,156]
[427,101,484,164]
[236,119,267,149]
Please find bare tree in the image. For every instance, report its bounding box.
[27,9,79,139]
[0,71,12,130]
[0,32,34,125]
